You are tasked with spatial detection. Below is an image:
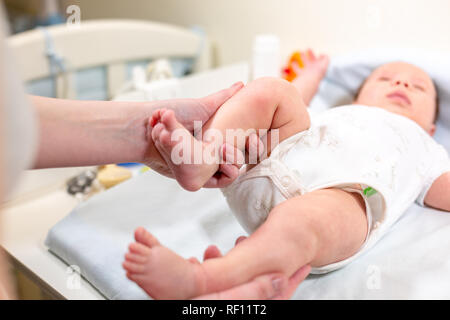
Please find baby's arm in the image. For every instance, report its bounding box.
[424,171,450,212]
[290,50,329,106]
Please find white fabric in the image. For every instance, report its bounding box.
[223,105,450,274]
[0,6,37,197]
[45,49,450,299]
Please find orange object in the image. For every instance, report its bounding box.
[282,51,304,82]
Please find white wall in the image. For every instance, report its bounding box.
[67,0,450,66]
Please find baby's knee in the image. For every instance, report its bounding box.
[246,77,304,111]
[250,77,296,96]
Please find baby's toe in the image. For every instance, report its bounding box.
[125,252,148,264]
[151,123,164,142]
[134,227,161,248]
[122,260,145,274]
[153,109,166,120]
[158,128,174,149]
[161,109,183,131]
[128,242,152,256]
[150,110,161,126]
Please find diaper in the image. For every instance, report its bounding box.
[222,132,385,274]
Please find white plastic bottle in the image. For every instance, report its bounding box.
[252,34,281,80]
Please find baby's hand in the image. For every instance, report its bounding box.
[284,49,329,105]
[292,49,329,80]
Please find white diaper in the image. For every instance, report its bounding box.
[222,105,450,274]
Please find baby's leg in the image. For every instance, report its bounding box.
[151,77,310,191]
[123,188,367,299]
[198,188,368,292]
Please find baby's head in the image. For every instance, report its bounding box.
[354,62,438,136]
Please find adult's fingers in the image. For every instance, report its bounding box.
[193,273,290,300]
[200,82,244,118]
[203,245,222,261]
[194,243,310,299]
[203,164,239,188]
[246,133,265,162]
[222,143,245,166]
[203,143,244,188]
[218,134,264,167]
[272,265,311,300]
[202,235,247,261]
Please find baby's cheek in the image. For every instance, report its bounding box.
[360,88,384,105]
[421,97,436,122]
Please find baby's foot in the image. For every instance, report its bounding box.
[123,227,206,299]
[150,109,219,191]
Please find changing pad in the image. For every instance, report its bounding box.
[46,49,450,299]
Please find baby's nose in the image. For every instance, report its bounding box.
[395,80,409,88]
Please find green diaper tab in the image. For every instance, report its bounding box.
[363,187,377,197]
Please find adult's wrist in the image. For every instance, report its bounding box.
[33,97,159,168]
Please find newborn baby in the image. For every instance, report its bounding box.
[123,51,450,299]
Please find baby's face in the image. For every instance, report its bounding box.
[355,62,437,135]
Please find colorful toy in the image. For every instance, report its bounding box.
[97,164,132,189]
[282,51,304,82]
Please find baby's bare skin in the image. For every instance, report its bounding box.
[355,62,437,135]
[123,54,450,299]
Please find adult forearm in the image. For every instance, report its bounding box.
[32,96,157,169]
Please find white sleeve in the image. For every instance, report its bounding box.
[0,7,37,197]
[415,140,450,207]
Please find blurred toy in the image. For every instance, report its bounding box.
[97,164,132,189]
[66,169,97,195]
[282,51,304,82]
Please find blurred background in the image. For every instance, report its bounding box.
[5,0,450,67]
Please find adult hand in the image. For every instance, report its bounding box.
[189,237,311,300]
[203,133,264,188]
[143,82,265,188]
[159,82,244,132]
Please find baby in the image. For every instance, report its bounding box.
[122,51,450,299]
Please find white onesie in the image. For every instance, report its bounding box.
[222,104,450,274]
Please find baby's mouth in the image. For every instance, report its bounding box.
[386,90,411,106]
